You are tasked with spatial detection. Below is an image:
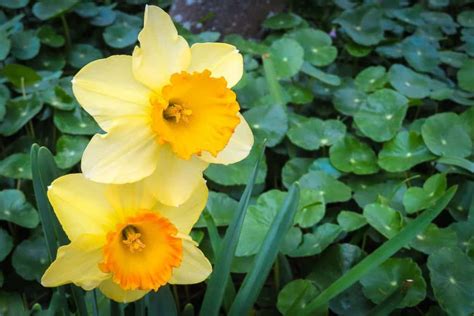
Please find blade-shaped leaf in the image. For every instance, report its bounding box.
[299,186,457,315]
[199,144,264,316]
[229,183,300,315]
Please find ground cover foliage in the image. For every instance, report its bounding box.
[0,0,473,315]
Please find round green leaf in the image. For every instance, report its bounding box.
[33,0,79,20]
[269,38,304,79]
[12,236,48,281]
[0,291,27,315]
[90,5,117,26]
[0,64,41,88]
[0,228,13,262]
[288,118,346,150]
[195,191,238,228]
[299,171,352,203]
[308,243,365,288]
[288,28,337,66]
[0,95,43,136]
[345,42,373,57]
[410,224,457,255]
[355,66,387,92]
[53,107,101,135]
[10,30,40,60]
[103,12,141,48]
[0,31,11,61]
[74,1,100,18]
[330,136,379,175]
[31,51,66,71]
[457,10,474,27]
[68,44,103,68]
[287,223,342,257]
[337,211,367,232]
[295,189,325,228]
[225,34,268,56]
[244,104,288,147]
[334,6,384,46]
[363,203,404,238]
[461,107,474,141]
[457,59,474,93]
[355,89,408,142]
[277,280,320,315]
[402,35,440,72]
[0,0,29,9]
[263,13,302,30]
[353,179,406,210]
[37,25,65,48]
[282,158,313,189]
[308,158,342,179]
[428,247,474,316]
[0,189,39,228]
[204,144,267,186]
[103,23,139,48]
[376,43,403,58]
[388,64,432,99]
[403,173,447,214]
[360,258,426,308]
[308,244,372,315]
[285,83,313,104]
[54,135,89,169]
[332,86,367,116]
[378,131,435,172]
[236,190,287,256]
[280,227,303,256]
[40,85,76,110]
[0,153,31,179]
[421,112,472,158]
[303,65,341,86]
[392,6,425,26]
[440,51,468,68]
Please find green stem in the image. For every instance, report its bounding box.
[60,14,71,51]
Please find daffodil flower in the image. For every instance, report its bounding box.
[41,174,211,303]
[72,5,254,206]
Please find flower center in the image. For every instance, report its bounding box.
[100,212,183,291]
[121,225,146,253]
[162,103,193,123]
[150,70,241,160]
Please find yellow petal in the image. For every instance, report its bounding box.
[188,43,243,88]
[145,146,208,206]
[169,238,212,284]
[199,114,254,165]
[48,174,116,240]
[105,180,158,221]
[157,179,208,234]
[132,5,190,91]
[72,55,151,131]
[99,278,148,303]
[82,119,160,184]
[41,234,108,290]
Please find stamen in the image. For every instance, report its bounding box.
[122,225,146,253]
[163,103,192,123]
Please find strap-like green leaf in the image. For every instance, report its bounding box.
[263,55,285,106]
[299,185,457,315]
[31,144,87,316]
[229,183,300,315]
[199,144,265,316]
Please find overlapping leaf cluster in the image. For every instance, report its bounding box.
[0,0,473,315]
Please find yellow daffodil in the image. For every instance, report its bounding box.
[72,5,254,206]
[41,174,211,303]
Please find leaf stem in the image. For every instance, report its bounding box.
[60,14,71,51]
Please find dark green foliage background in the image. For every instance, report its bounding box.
[0,0,473,315]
